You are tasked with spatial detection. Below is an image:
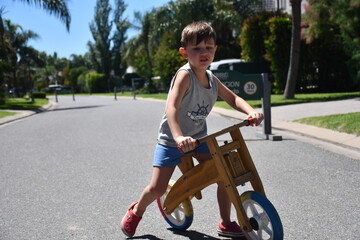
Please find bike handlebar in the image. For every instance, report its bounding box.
[178,117,254,152]
[196,117,254,145]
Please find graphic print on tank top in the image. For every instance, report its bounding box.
[187,100,209,124]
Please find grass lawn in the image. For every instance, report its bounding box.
[214,92,360,109]
[294,112,360,136]
[0,98,48,111]
[0,111,17,118]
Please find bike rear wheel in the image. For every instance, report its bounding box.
[157,179,193,230]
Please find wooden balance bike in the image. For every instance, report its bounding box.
[157,118,284,240]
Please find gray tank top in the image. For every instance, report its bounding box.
[157,63,218,147]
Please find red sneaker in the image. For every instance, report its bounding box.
[121,202,142,237]
[217,221,244,238]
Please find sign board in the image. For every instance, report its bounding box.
[212,70,263,100]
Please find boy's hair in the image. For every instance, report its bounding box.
[181,21,216,47]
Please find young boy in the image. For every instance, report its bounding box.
[121,21,264,238]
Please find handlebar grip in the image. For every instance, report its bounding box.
[247,117,255,126]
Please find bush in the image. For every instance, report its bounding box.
[264,17,292,93]
[240,11,282,62]
[153,36,187,90]
[32,92,47,99]
[85,72,107,93]
[240,11,290,93]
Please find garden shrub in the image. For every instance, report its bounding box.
[153,36,187,90]
[85,72,106,93]
[264,17,292,93]
[32,92,47,99]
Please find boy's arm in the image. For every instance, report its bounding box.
[166,70,197,152]
[216,76,264,126]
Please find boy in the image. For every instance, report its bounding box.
[121,21,264,238]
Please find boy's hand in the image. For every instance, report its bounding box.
[248,111,264,126]
[176,136,197,153]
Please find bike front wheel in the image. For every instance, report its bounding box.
[241,191,283,240]
[157,179,193,230]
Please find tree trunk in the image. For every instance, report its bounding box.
[283,0,302,99]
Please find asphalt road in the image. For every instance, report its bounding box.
[1,96,359,240]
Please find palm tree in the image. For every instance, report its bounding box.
[0,8,17,102]
[15,0,71,31]
[133,11,153,71]
[2,19,39,91]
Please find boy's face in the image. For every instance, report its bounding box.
[179,37,217,70]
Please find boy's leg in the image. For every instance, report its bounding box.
[217,181,232,225]
[121,166,175,237]
[133,166,175,217]
[195,152,243,237]
[194,152,232,224]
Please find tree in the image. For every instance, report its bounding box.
[88,0,112,91]
[88,0,129,92]
[0,10,15,103]
[213,0,261,49]
[283,0,302,99]
[123,0,261,90]
[153,34,187,89]
[2,19,39,93]
[111,0,130,87]
[123,10,157,91]
[15,0,71,31]
[133,11,154,73]
[302,0,360,91]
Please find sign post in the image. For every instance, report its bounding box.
[132,78,142,100]
[212,70,281,141]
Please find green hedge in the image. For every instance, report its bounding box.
[264,17,292,93]
[32,92,47,99]
[240,11,290,93]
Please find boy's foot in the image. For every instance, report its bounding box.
[217,221,244,238]
[121,201,142,237]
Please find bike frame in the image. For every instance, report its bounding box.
[161,119,265,233]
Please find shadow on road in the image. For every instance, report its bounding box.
[50,105,104,112]
[168,228,245,240]
[129,234,163,240]
[127,228,242,240]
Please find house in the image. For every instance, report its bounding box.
[261,0,308,14]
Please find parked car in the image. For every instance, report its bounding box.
[48,85,72,94]
[209,59,246,70]
[210,59,270,75]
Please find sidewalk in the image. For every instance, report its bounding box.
[213,98,360,156]
[213,98,360,160]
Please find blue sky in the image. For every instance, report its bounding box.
[2,0,170,59]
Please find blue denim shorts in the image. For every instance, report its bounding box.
[153,142,210,167]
